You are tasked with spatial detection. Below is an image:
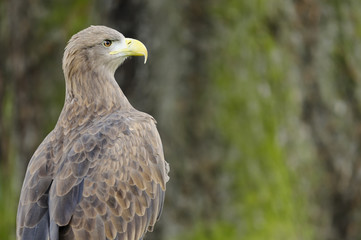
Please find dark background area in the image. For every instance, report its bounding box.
[2,0,361,239]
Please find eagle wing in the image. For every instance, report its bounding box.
[17,110,170,240]
[17,131,58,239]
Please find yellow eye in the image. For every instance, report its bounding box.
[103,40,112,47]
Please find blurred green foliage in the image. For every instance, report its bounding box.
[0,164,17,240]
[194,1,315,239]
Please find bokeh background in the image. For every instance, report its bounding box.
[1,0,361,239]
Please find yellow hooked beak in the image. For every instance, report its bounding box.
[110,38,148,64]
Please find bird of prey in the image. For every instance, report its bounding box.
[16,25,170,240]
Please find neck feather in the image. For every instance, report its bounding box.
[57,58,132,129]
[64,65,130,109]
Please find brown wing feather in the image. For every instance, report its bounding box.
[17,110,169,240]
[16,132,57,239]
[64,110,169,240]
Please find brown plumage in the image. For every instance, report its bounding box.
[16,25,170,240]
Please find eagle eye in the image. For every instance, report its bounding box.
[102,40,112,47]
